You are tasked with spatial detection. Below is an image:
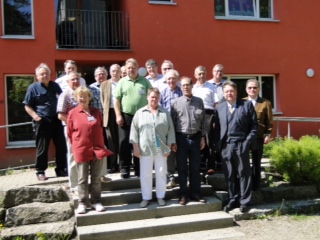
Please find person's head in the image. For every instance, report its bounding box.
[212,64,224,82]
[109,64,121,81]
[147,88,160,109]
[145,59,159,78]
[35,63,51,86]
[125,58,139,80]
[73,86,93,108]
[66,71,80,90]
[161,60,174,75]
[180,76,193,97]
[165,69,179,90]
[246,79,260,99]
[223,80,237,104]
[64,60,77,75]
[194,66,207,84]
[94,67,108,84]
[120,65,127,78]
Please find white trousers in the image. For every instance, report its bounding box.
[140,155,167,200]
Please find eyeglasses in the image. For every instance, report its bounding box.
[248,87,258,89]
[214,70,223,73]
[182,84,191,87]
[162,68,172,70]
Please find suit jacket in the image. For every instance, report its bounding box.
[243,97,273,138]
[215,99,258,151]
[100,80,112,127]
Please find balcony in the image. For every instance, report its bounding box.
[56,9,130,50]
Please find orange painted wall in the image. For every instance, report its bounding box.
[1,0,320,168]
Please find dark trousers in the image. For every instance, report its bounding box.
[221,141,252,206]
[105,109,119,170]
[34,117,67,174]
[118,112,139,174]
[251,138,264,191]
[176,132,202,198]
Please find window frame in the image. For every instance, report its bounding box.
[1,0,35,39]
[5,74,35,148]
[215,0,276,22]
[149,0,177,6]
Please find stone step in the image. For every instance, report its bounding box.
[77,211,234,240]
[76,196,222,226]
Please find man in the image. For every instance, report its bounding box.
[101,64,121,173]
[171,76,207,205]
[160,69,183,188]
[57,71,80,191]
[55,60,86,91]
[120,65,127,78]
[192,66,219,175]
[145,59,163,87]
[244,79,273,191]
[23,63,67,180]
[88,67,110,182]
[215,81,258,213]
[208,64,226,103]
[155,60,175,91]
[114,58,152,178]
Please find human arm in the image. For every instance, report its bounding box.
[58,112,67,123]
[264,100,273,144]
[24,105,41,122]
[114,98,124,127]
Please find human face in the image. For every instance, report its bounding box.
[126,62,138,80]
[166,72,178,90]
[212,66,224,82]
[121,67,127,78]
[76,92,91,108]
[36,68,50,86]
[181,78,193,97]
[246,81,260,99]
[194,69,207,84]
[95,70,107,84]
[146,64,158,78]
[223,85,237,104]
[67,73,80,90]
[64,63,77,75]
[147,91,160,109]
[161,63,173,75]
[110,66,121,81]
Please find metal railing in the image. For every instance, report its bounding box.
[57,9,130,49]
[273,117,320,138]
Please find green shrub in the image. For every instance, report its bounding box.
[268,135,320,185]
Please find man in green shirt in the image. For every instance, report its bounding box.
[114,58,152,178]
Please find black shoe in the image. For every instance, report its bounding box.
[108,168,119,174]
[240,205,249,213]
[223,202,238,213]
[55,168,68,177]
[179,197,188,205]
[120,168,130,179]
[191,196,207,203]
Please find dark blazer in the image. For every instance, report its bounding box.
[215,99,258,151]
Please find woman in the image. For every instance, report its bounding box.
[67,86,112,214]
[130,88,176,208]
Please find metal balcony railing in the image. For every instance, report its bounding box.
[56,9,130,49]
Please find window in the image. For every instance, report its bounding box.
[223,75,276,111]
[215,0,273,20]
[2,0,34,37]
[5,75,35,146]
[149,0,176,5]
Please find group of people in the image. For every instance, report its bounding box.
[23,58,273,214]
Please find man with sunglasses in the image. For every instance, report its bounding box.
[244,79,273,191]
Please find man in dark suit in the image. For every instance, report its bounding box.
[244,79,273,191]
[215,81,258,213]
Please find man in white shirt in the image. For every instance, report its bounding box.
[208,64,226,104]
[145,59,163,87]
[155,60,175,91]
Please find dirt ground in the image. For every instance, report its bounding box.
[229,215,320,240]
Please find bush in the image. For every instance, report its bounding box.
[267,135,320,185]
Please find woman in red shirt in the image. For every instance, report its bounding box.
[67,86,112,214]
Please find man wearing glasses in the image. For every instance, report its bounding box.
[208,64,226,103]
[244,79,273,191]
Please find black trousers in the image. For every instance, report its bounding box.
[251,138,264,191]
[33,117,67,174]
[105,109,119,170]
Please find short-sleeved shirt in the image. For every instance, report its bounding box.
[23,81,62,120]
[114,76,152,115]
[192,81,219,110]
[160,86,183,112]
[56,87,78,125]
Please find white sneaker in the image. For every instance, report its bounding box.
[157,198,166,206]
[77,204,86,214]
[92,203,105,212]
[101,176,112,183]
[140,200,149,208]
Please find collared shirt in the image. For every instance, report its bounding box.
[56,87,79,125]
[248,96,258,107]
[130,105,176,156]
[171,95,207,136]
[208,79,226,101]
[114,76,152,115]
[160,86,183,112]
[192,81,219,110]
[110,80,118,108]
[88,84,103,114]
[55,75,86,92]
[155,77,181,92]
[146,73,163,87]
[23,81,62,120]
